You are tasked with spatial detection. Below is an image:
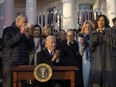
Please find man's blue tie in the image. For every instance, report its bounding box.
[50,52,53,57]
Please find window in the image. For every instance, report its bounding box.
[77,4,94,26]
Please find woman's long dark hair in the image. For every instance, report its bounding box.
[94,14,110,29]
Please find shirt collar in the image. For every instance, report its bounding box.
[97,27,105,31]
[47,49,54,54]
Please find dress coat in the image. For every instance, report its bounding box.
[89,27,116,87]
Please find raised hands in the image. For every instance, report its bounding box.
[20,24,30,38]
[51,49,60,62]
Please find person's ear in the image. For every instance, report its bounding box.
[45,42,47,47]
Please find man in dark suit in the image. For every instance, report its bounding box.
[36,35,64,87]
[60,29,83,87]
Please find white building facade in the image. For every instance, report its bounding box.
[0,0,116,37]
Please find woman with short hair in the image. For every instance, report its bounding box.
[78,20,93,87]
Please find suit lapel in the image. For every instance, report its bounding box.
[44,49,53,60]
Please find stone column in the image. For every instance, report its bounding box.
[106,0,116,26]
[0,1,5,37]
[4,0,14,27]
[26,0,37,24]
[93,0,101,20]
[62,0,75,30]
[40,13,43,28]
[45,12,48,26]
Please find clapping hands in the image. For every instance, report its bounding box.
[51,50,60,62]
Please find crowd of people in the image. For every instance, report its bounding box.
[0,13,116,87]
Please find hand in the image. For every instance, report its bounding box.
[51,50,60,62]
[20,24,27,34]
[89,45,97,53]
[35,38,41,49]
[42,39,45,46]
[23,25,30,39]
[92,38,100,47]
[80,37,85,44]
[24,30,30,39]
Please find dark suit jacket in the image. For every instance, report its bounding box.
[59,40,83,86]
[60,40,82,68]
[37,48,60,66]
[36,48,64,87]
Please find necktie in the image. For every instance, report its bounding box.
[50,52,53,57]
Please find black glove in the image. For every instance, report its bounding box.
[93,38,100,46]
[97,31,105,38]
[78,33,84,37]
[89,45,97,53]
[89,36,100,53]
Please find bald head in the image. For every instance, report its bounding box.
[45,35,56,51]
[46,35,55,42]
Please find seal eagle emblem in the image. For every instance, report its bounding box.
[34,63,52,82]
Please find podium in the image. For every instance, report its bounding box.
[12,65,77,87]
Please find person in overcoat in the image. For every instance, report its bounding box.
[89,14,116,87]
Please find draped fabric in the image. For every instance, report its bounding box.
[77,10,100,26]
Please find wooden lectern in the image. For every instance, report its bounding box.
[12,65,77,87]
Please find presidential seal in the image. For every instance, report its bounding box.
[34,63,53,82]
